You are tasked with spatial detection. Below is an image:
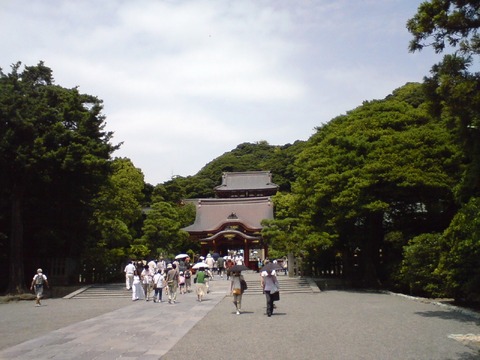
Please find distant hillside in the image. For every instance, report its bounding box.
[160,140,305,201]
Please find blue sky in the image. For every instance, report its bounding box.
[0,0,443,184]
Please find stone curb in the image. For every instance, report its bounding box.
[62,285,92,299]
[383,290,480,320]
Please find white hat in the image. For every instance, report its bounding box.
[37,268,42,273]
[167,263,172,269]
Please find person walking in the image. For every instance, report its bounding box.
[216,256,225,278]
[225,258,234,280]
[30,268,49,307]
[205,254,215,279]
[230,271,245,314]
[166,263,179,304]
[184,267,192,293]
[178,272,186,294]
[132,270,145,301]
[157,257,166,273]
[195,267,207,302]
[141,265,154,301]
[261,268,279,317]
[124,261,136,290]
[153,270,165,303]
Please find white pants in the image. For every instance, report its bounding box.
[126,273,134,289]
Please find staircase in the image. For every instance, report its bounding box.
[65,274,320,299]
[64,283,130,299]
[241,273,320,295]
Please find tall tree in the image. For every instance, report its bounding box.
[408,0,480,203]
[0,62,117,293]
[292,83,461,286]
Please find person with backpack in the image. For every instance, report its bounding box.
[30,268,49,307]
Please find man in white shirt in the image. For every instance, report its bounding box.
[124,261,136,290]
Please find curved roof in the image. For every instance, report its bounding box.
[214,171,278,192]
[182,197,273,233]
[201,229,261,241]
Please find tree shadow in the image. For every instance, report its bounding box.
[414,310,480,325]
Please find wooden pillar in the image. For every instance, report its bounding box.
[244,239,249,267]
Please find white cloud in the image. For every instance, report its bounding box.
[0,0,445,184]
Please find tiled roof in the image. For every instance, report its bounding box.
[182,197,273,233]
[214,171,278,191]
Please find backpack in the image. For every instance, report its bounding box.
[35,274,44,285]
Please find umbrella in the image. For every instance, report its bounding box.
[192,262,207,269]
[175,253,189,259]
[260,262,283,273]
[229,264,250,272]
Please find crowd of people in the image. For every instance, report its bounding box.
[123,255,281,317]
[124,254,228,302]
[30,253,282,316]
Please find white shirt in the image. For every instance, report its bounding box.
[124,263,135,274]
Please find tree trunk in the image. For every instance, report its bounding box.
[8,183,27,294]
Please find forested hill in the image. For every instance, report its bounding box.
[158,140,306,201]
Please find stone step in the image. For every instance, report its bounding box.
[65,283,131,299]
[241,276,316,295]
[66,274,320,299]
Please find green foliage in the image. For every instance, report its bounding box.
[407,0,480,55]
[140,201,196,258]
[291,82,462,285]
[86,157,145,267]
[0,62,118,292]
[438,197,480,301]
[196,140,305,193]
[398,198,480,302]
[398,233,444,297]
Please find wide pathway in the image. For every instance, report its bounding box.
[1,273,479,359]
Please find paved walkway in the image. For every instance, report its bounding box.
[1,273,479,359]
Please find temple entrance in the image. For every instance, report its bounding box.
[183,171,278,271]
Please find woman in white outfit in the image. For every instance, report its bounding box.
[132,270,145,301]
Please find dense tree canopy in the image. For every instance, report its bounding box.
[290,82,462,286]
[80,158,145,282]
[0,62,117,292]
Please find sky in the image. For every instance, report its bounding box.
[0,0,444,185]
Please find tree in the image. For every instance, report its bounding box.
[140,201,194,258]
[398,233,444,297]
[292,83,462,286]
[407,0,480,55]
[82,157,145,281]
[438,197,480,302]
[0,62,117,293]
